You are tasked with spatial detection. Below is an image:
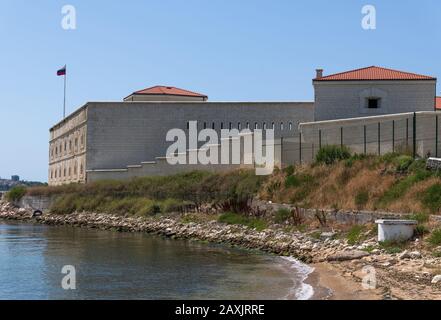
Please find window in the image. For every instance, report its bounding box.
[68,167,71,177]
[212,122,215,130]
[229,122,232,130]
[246,122,250,129]
[75,138,78,147]
[254,122,258,129]
[186,122,189,130]
[203,122,207,129]
[238,122,241,130]
[221,122,224,130]
[64,141,67,151]
[280,122,284,131]
[289,122,293,131]
[263,122,267,130]
[368,98,380,109]
[272,122,275,129]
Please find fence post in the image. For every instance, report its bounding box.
[340,127,343,148]
[413,112,416,159]
[364,125,367,154]
[319,129,322,150]
[280,136,284,169]
[392,120,395,153]
[378,122,381,155]
[435,115,438,158]
[406,118,409,149]
[299,132,302,164]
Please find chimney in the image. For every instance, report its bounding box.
[316,69,323,79]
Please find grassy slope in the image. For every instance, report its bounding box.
[261,153,441,215]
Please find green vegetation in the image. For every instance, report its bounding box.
[5,186,26,202]
[377,169,431,207]
[346,225,365,245]
[315,145,351,165]
[421,183,441,213]
[428,229,441,246]
[274,208,291,224]
[355,190,369,209]
[218,212,267,231]
[379,240,407,254]
[29,170,267,216]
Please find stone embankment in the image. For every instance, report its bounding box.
[2,201,441,299]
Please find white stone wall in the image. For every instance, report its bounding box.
[48,108,88,186]
[314,80,436,121]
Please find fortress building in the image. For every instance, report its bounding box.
[48,66,439,185]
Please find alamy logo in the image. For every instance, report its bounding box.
[361,5,376,30]
[166,121,275,175]
[61,5,77,30]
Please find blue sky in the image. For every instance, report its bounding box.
[0,0,440,182]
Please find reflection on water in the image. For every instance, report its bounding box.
[0,221,309,300]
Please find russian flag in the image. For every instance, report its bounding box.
[57,65,66,76]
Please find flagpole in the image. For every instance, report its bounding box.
[63,66,67,119]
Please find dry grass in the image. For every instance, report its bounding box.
[262,154,441,214]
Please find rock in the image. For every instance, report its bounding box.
[327,250,370,262]
[399,250,411,260]
[410,251,422,259]
[371,249,380,255]
[431,275,441,284]
[399,250,422,260]
[320,232,336,240]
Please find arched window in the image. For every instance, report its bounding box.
[229,122,232,130]
[63,168,66,177]
[280,122,284,131]
[221,122,224,130]
[68,167,71,177]
[254,122,258,129]
[74,162,77,175]
[289,122,293,131]
[212,122,215,130]
[203,122,207,129]
[246,122,250,129]
[238,122,241,130]
[80,164,84,175]
[272,122,275,129]
[263,122,267,130]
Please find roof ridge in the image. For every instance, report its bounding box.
[315,66,436,81]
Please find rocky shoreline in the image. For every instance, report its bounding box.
[1,201,441,300]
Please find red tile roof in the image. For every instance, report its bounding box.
[314,66,436,81]
[436,97,441,110]
[132,86,208,98]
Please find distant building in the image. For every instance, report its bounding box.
[11,175,19,182]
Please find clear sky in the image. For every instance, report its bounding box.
[0,0,440,182]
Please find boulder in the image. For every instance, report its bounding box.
[431,275,441,284]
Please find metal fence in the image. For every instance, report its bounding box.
[278,111,441,166]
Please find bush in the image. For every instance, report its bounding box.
[409,212,430,224]
[218,212,267,231]
[355,190,369,209]
[283,165,295,176]
[394,155,414,173]
[5,186,27,202]
[414,224,429,237]
[428,229,441,246]
[285,175,300,188]
[421,183,441,213]
[315,145,351,165]
[275,208,291,224]
[346,225,365,245]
